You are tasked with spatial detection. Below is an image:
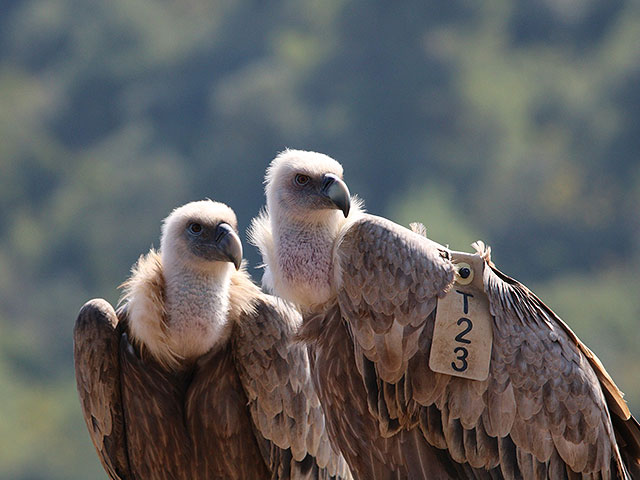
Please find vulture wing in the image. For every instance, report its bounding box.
[186,341,272,479]
[481,248,640,479]
[232,290,352,479]
[334,214,640,479]
[73,299,131,480]
[75,300,197,480]
[117,318,195,480]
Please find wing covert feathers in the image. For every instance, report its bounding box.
[482,258,639,478]
[336,214,455,384]
[232,292,352,479]
[331,216,638,478]
[73,299,131,480]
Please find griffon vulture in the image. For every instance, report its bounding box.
[74,199,351,480]
[250,150,640,479]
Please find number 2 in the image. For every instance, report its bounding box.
[455,317,473,344]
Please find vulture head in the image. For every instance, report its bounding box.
[122,200,243,370]
[265,149,351,223]
[160,200,243,274]
[253,150,362,309]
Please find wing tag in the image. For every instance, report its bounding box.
[429,264,493,381]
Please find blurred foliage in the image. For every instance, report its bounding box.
[0,0,639,478]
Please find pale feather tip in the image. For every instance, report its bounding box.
[409,222,427,237]
[472,240,494,267]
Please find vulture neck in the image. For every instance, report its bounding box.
[270,207,345,311]
[162,259,234,362]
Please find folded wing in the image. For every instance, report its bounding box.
[335,214,639,478]
[233,291,352,479]
[73,299,131,480]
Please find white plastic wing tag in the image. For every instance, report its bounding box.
[429,257,493,381]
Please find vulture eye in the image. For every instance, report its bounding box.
[294,174,310,186]
[188,222,203,235]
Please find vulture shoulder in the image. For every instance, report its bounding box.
[334,215,640,479]
[229,270,352,479]
[335,214,455,384]
[73,299,131,480]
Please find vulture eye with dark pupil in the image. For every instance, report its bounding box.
[188,223,202,235]
[295,174,310,186]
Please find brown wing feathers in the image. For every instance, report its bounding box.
[73,299,131,480]
[187,343,272,479]
[232,291,352,479]
[483,261,639,478]
[118,329,195,480]
[76,209,638,479]
[302,302,410,479]
[334,214,639,478]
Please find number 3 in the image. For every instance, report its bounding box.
[451,317,473,372]
[451,347,468,371]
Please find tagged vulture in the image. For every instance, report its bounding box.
[250,150,640,479]
[74,200,351,480]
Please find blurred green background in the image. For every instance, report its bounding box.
[1,0,639,478]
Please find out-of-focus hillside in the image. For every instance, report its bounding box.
[0,1,638,478]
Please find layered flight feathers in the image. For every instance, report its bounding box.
[232,292,352,478]
[333,216,640,478]
[479,249,639,478]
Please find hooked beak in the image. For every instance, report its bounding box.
[215,223,243,270]
[321,173,351,218]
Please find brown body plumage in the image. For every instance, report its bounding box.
[74,200,351,480]
[252,150,640,479]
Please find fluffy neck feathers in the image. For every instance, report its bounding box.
[274,213,340,309]
[121,250,250,370]
[251,199,363,311]
[163,263,233,362]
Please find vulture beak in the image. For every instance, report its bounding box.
[321,173,351,218]
[215,223,243,270]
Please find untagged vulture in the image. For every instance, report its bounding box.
[74,199,351,480]
[250,150,640,479]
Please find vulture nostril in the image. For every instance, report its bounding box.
[215,226,227,243]
[322,175,336,192]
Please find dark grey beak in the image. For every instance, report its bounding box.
[215,223,243,270]
[321,173,351,218]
